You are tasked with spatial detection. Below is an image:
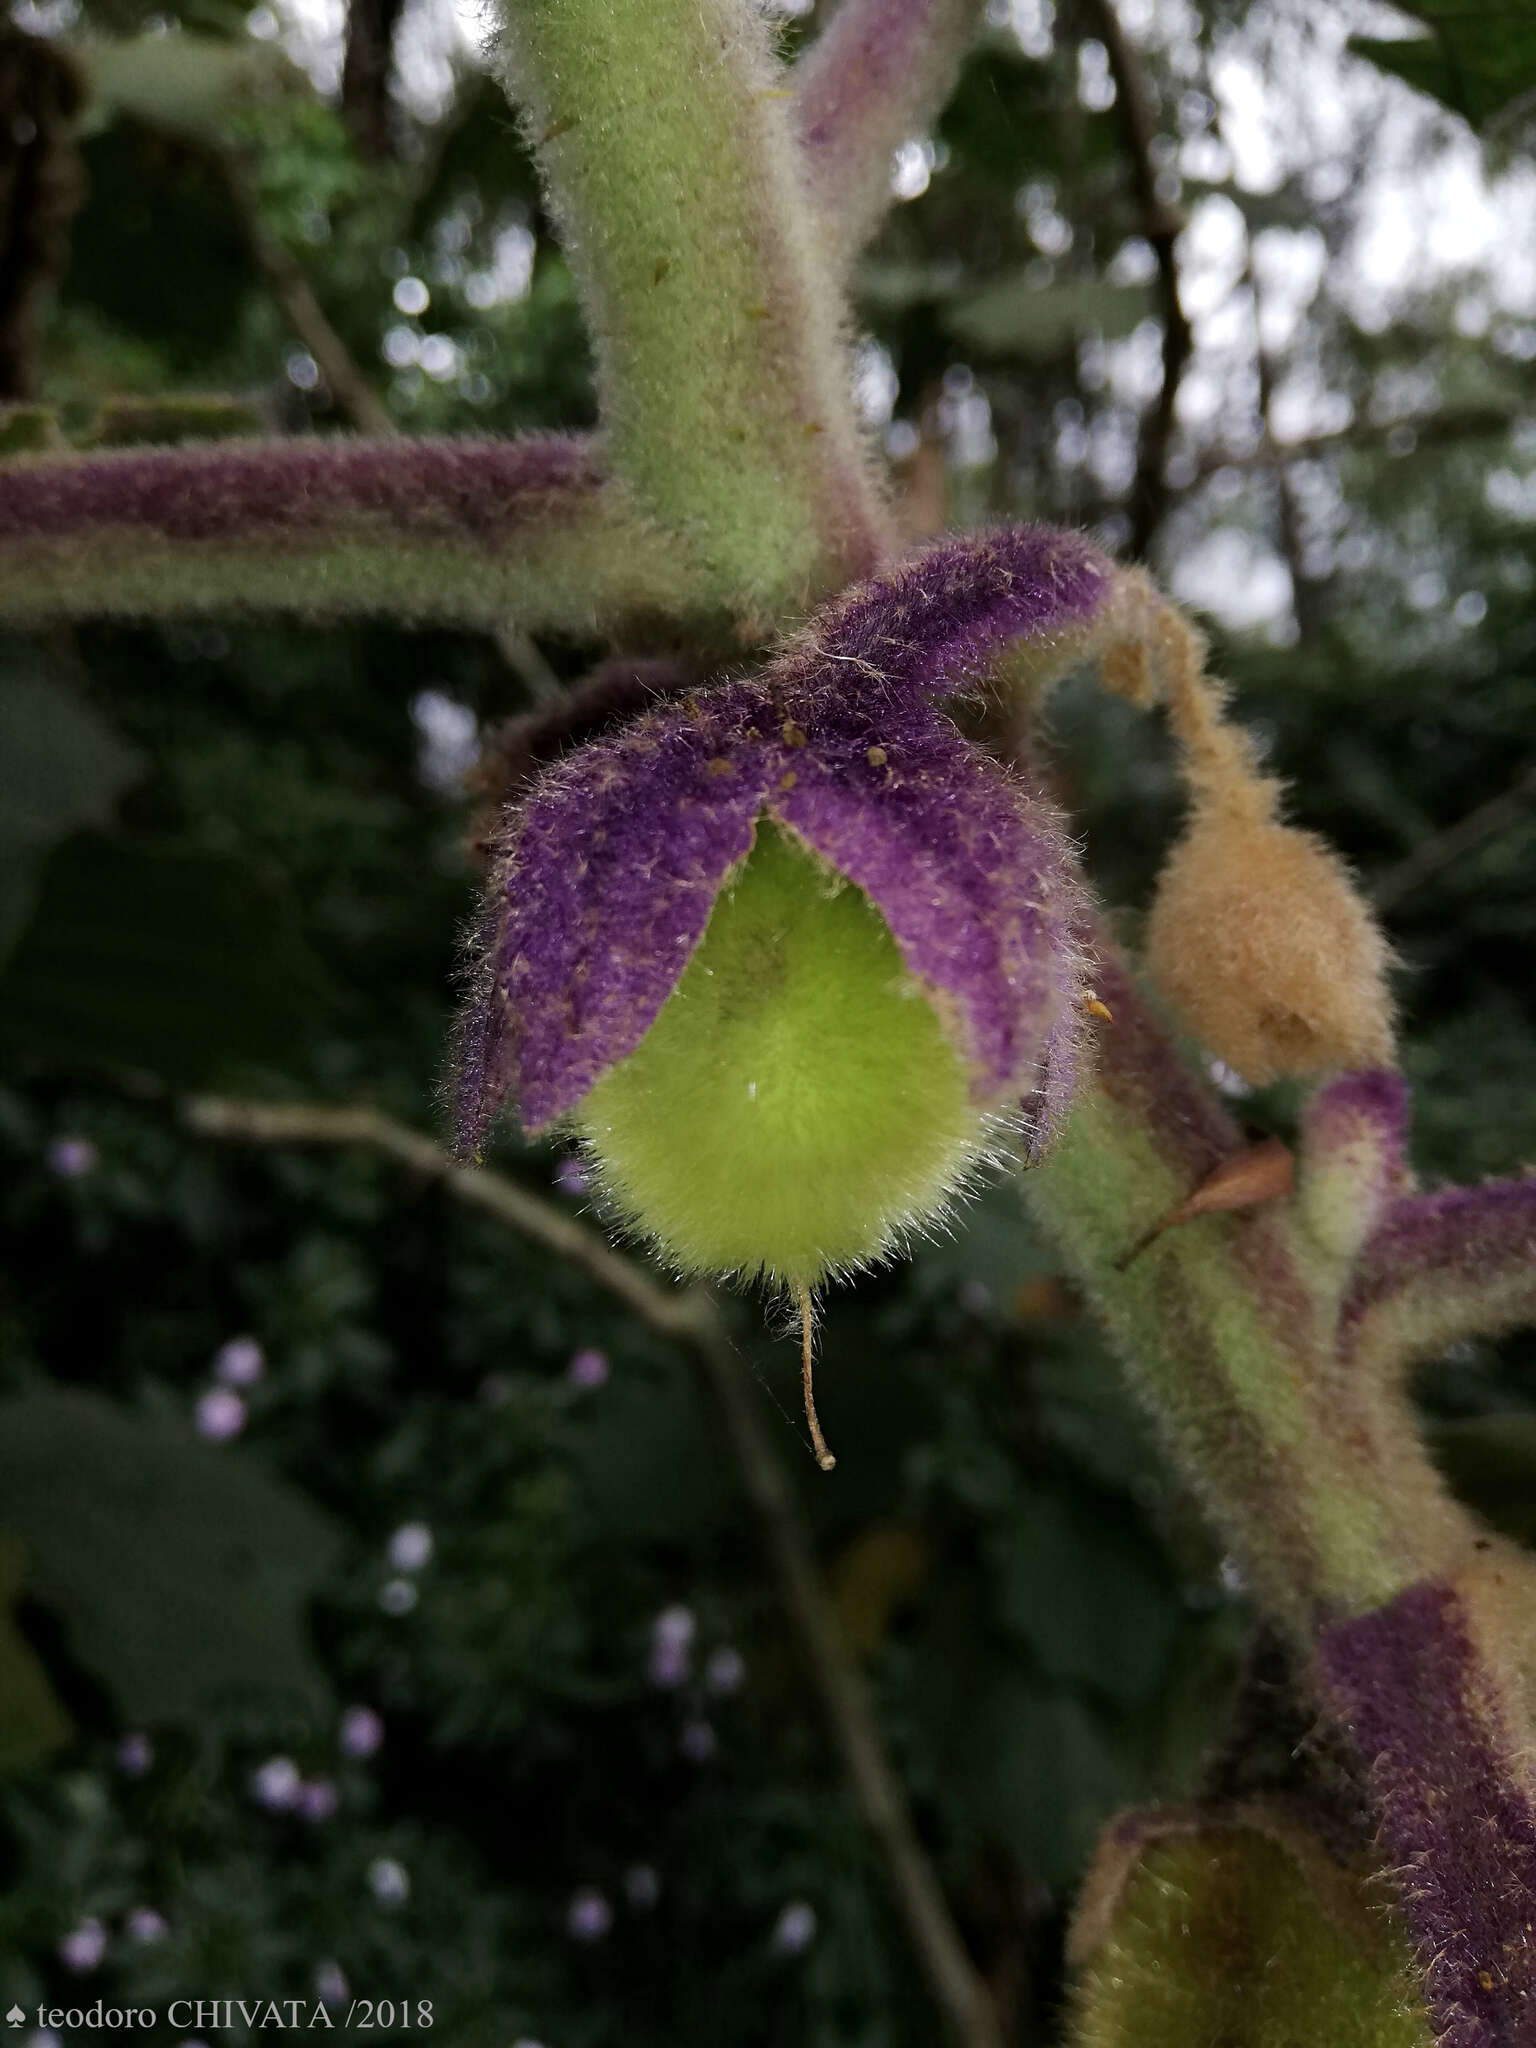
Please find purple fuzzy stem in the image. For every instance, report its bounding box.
[1342,1176,1536,1372]
[795,0,982,265]
[0,434,605,544]
[1317,1581,1536,2047]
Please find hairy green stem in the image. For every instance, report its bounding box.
[493,0,896,622]
[1023,951,1477,1639]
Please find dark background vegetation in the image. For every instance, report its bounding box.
[0,1,1533,2042]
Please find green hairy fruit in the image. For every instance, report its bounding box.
[575,823,985,1291]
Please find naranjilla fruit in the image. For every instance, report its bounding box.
[576,820,987,1288]
[456,528,1112,1319]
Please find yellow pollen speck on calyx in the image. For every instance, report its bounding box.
[866,746,888,768]
[781,719,807,748]
[705,757,734,777]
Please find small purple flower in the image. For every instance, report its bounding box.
[126,1907,168,1944]
[703,1646,745,1696]
[213,1335,265,1386]
[566,1887,613,1942]
[623,1864,660,1909]
[46,1135,98,1179]
[315,1963,349,2008]
[771,1900,818,1956]
[456,530,1112,1265]
[195,1387,246,1442]
[116,1731,153,1777]
[647,1604,694,1686]
[339,1705,384,1759]
[297,1779,339,1822]
[379,1577,418,1616]
[386,1521,434,1572]
[367,1857,410,1907]
[58,1917,106,1971]
[566,1346,609,1390]
[678,1719,717,1763]
[251,1756,302,1811]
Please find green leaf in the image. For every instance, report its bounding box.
[0,1537,72,1774]
[77,31,301,148]
[945,275,1156,356]
[0,1390,340,1721]
[1349,8,1536,134]
[992,1485,1180,1705]
[0,832,335,1087]
[0,658,142,969]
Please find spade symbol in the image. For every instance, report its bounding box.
[6,2007,25,2027]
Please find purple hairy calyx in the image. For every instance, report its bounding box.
[455,527,1116,1313]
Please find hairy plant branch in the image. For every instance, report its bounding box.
[491,0,895,618]
[0,434,723,634]
[794,0,981,274]
[180,1093,1005,2048]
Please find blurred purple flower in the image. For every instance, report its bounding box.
[367,1858,410,1907]
[679,1719,717,1763]
[379,1578,418,1616]
[566,1888,613,1942]
[339,1705,384,1758]
[298,1779,339,1822]
[250,1756,301,1811]
[195,1387,246,1442]
[771,1900,818,1956]
[704,1646,745,1696]
[553,1154,589,1196]
[623,1864,660,1910]
[315,1963,349,2008]
[116,1731,153,1777]
[126,1907,168,1944]
[566,1346,609,1390]
[213,1335,265,1386]
[647,1604,695,1687]
[46,1135,98,1179]
[386,1522,434,1572]
[58,1918,106,1971]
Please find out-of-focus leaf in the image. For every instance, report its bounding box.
[0,1389,340,1720]
[0,660,141,968]
[77,31,300,146]
[0,1537,72,1774]
[992,1485,1180,1704]
[82,394,264,445]
[945,275,1155,356]
[1349,8,1536,134]
[567,1357,732,1545]
[827,1523,927,1657]
[909,1575,1139,1889]
[0,832,334,1086]
[1428,1412,1536,1546]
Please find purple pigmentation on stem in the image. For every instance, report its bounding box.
[456,525,1112,1157]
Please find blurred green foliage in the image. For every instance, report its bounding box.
[0,0,1533,2043]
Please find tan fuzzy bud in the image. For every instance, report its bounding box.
[1146,800,1395,1086]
